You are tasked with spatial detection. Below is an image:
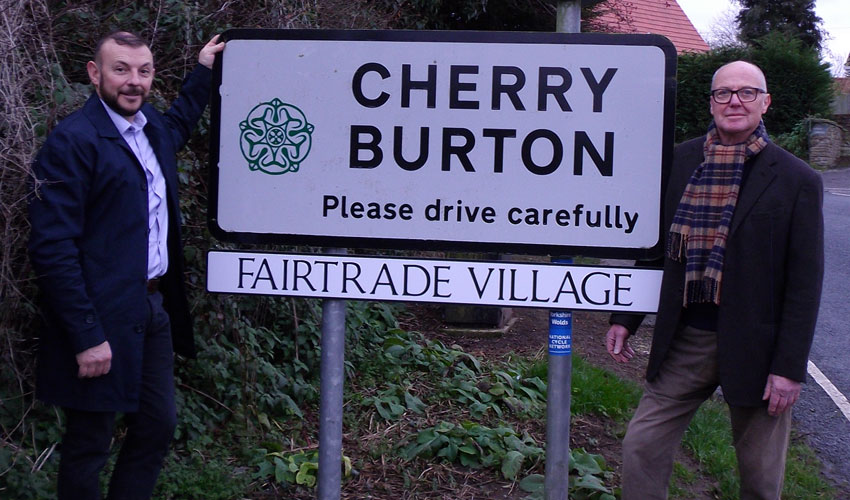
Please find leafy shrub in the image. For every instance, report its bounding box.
[675,46,749,142]
[519,449,616,500]
[773,118,812,159]
[676,32,833,143]
[154,439,251,500]
[255,449,352,489]
[438,367,548,419]
[400,420,544,479]
[748,32,834,136]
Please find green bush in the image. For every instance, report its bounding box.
[675,46,749,142]
[773,118,812,159]
[676,32,834,143]
[749,32,834,136]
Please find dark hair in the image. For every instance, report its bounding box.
[94,31,149,63]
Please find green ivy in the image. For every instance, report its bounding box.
[400,420,544,479]
[255,449,352,489]
[519,449,616,500]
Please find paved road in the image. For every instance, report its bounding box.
[795,167,850,493]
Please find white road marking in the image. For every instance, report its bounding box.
[826,188,850,197]
[808,360,850,423]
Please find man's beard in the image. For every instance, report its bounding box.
[100,79,147,117]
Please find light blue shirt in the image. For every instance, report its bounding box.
[101,101,169,279]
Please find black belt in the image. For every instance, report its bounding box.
[146,278,160,294]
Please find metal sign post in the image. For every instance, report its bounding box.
[546,260,574,499]
[545,4,581,499]
[317,248,347,500]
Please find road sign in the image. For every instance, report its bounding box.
[207,250,662,313]
[210,29,676,259]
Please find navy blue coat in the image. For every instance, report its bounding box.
[28,65,211,412]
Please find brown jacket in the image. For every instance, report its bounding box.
[612,137,824,406]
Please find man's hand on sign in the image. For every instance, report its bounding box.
[606,324,634,363]
[199,34,225,69]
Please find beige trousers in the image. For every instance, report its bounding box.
[621,325,792,500]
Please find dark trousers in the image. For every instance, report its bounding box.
[57,291,177,500]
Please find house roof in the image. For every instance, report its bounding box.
[836,78,850,95]
[593,0,710,54]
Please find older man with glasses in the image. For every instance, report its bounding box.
[605,60,824,499]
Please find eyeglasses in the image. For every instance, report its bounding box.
[710,87,765,104]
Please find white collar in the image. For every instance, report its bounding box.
[100,99,148,133]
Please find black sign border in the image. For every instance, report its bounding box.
[209,29,677,260]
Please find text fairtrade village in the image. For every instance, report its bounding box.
[324,61,639,235]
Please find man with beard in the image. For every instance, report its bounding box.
[28,31,224,499]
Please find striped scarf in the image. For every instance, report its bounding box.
[667,121,769,305]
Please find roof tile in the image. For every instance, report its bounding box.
[593,0,710,54]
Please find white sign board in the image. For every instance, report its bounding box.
[210,30,676,259]
[207,251,663,313]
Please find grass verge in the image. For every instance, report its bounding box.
[682,398,836,499]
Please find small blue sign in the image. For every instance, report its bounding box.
[549,310,572,356]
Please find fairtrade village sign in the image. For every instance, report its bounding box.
[207,251,662,313]
[209,29,677,259]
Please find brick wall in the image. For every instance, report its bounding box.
[833,115,850,163]
[809,119,843,168]
[834,114,850,131]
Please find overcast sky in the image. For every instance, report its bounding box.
[676,0,849,75]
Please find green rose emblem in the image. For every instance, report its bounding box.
[239,98,314,175]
